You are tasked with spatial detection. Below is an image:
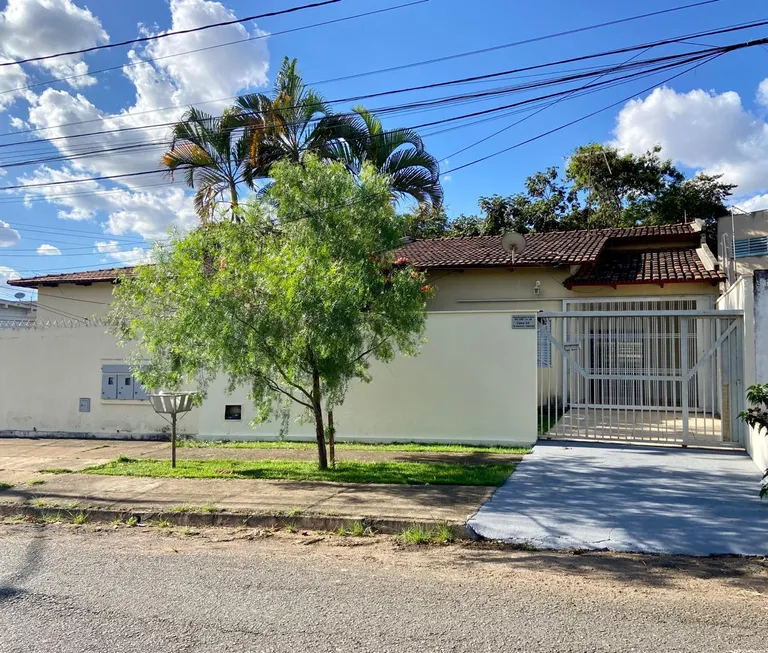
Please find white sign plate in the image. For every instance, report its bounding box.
[511,315,537,329]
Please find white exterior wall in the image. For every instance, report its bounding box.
[35,285,113,322]
[0,325,198,439]
[717,275,768,471]
[198,311,539,447]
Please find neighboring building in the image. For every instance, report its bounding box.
[718,208,768,280]
[2,222,741,453]
[0,299,36,326]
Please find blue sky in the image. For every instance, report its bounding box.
[1,0,767,298]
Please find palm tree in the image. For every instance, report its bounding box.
[164,58,444,221]
[328,106,443,207]
[236,57,337,171]
[161,107,252,222]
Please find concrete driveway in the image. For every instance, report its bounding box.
[0,438,166,484]
[467,441,768,556]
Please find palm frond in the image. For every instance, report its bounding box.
[389,166,444,207]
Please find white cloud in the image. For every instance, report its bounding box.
[18,166,198,239]
[0,0,108,88]
[0,265,21,296]
[8,115,28,129]
[0,57,29,111]
[0,220,20,246]
[141,0,269,107]
[14,0,271,240]
[95,240,153,264]
[757,79,768,108]
[734,194,768,213]
[37,243,61,255]
[442,175,452,183]
[612,83,768,195]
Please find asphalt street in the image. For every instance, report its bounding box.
[1,524,767,653]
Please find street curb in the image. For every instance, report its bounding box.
[0,503,472,539]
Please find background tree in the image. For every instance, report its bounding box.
[110,157,431,470]
[446,213,483,237]
[402,204,449,239]
[422,144,734,240]
[565,143,734,235]
[161,107,252,222]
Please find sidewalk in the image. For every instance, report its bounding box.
[0,437,501,530]
[0,472,491,525]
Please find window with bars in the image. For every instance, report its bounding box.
[734,236,768,258]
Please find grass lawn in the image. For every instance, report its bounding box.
[83,457,516,486]
[179,439,531,455]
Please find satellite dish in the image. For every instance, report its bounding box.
[13,292,25,301]
[501,232,526,263]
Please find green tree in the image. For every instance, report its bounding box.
[506,167,581,233]
[565,143,734,232]
[161,107,253,222]
[331,106,443,207]
[110,157,431,469]
[402,204,448,239]
[447,213,483,237]
[477,195,514,235]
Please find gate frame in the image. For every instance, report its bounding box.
[538,309,745,446]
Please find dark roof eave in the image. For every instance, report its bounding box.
[564,277,723,289]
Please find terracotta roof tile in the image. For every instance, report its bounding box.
[395,223,697,269]
[607,224,696,238]
[396,231,609,268]
[10,224,702,286]
[8,266,136,288]
[565,248,724,287]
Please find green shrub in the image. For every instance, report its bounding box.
[739,384,768,498]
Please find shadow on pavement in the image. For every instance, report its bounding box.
[0,531,45,602]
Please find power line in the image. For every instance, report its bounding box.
[0,37,752,192]
[4,21,759,155]
[0,0,344,68]
[0,0,427,98]
[441,47,654,160]
[311,0,725,86]
[0,3,746,141]
[442,54,722,175]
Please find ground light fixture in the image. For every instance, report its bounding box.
[148,391,196,468]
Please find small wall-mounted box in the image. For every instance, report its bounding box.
[79,398,91,412]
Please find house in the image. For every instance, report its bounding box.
[2,222,747,455]
[0,298,36,326]
[718,208,768,280]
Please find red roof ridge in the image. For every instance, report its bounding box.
[9,266,136,288]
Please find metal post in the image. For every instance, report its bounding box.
[171,413,177,469]
[680,318,689,446]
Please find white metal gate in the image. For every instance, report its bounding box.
[537,309,744,446]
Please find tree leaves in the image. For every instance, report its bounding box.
[110,157,430,464]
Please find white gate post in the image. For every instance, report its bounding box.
[680,317,689,445]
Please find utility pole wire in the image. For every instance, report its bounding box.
[0,0,343,68]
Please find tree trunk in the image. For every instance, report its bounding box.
[327,410,335,469]
[229,181,239,221]
[311,369,328,470]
